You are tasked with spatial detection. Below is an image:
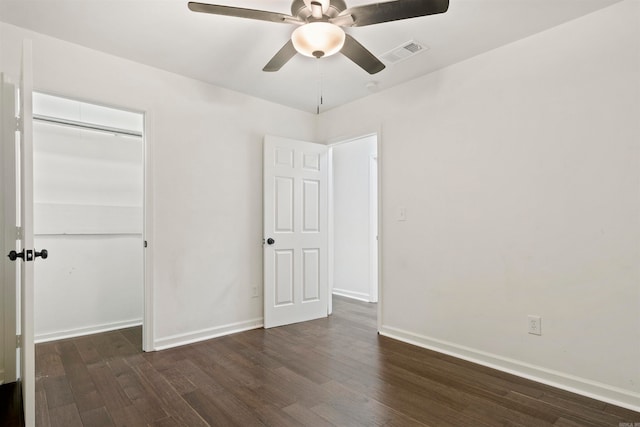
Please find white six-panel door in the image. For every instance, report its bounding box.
[263,136,328,328]
[1,40,36,426]
[19,40,36,427]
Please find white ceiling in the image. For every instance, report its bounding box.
[0,0,621,113]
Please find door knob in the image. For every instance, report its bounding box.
[7,249,48,261]
[35,249,48,259]
[266,238,275,245]
[7,250,24,261]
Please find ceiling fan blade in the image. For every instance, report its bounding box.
[329,14,355,27]
[263,40,298,72]
[340,34,385,74]
[338,0,449,27]
[188,2,301,24]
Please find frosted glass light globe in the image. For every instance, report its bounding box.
[291,22,346,58]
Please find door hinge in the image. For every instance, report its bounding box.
[144,240,147,248]
[15,226,22,240]
[16,335,21,348]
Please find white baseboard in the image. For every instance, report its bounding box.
[154,318,264,351]
[35,319,143,344]
[333,288,371,302]
[379,325,640,413]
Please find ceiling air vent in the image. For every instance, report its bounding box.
[381,40,429,64]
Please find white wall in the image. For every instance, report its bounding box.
[332,135,377,302]
[0,22,317,349]
[33,236,143,341]
[319,0,640,410]
[32,97,144,342]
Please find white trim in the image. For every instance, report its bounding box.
[379,325,640,413]
[368,154,378,303]
[327,147,334,316]
[35,319,142,344]
[142,110,155,352]
[332,289,371,302]
[32,89,147,118]
[376,130,383,334]
[154,318,263,351]
[326,131,378,147]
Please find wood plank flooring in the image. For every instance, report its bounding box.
[34,296,639,426]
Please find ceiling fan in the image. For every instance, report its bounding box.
[188,0,449,74]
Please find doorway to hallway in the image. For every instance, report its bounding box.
[329,133,379,315]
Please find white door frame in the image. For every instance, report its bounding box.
[142,111,155,352]
[327,131,381,329]
[1,74,18,385]
[30,92,155,352]
[369,154,379,303]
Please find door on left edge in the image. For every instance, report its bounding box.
[2,40,43,427]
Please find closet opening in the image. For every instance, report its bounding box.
[32,93,146,347]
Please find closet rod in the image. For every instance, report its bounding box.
[33,114,143,138]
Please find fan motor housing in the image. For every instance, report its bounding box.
[291,0,347,20]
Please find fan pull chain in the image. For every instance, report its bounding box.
[316,59,323,115]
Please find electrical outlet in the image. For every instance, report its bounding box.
[252,285,259,298]
[528,315,542,335]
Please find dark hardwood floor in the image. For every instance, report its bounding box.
[34,296,639,426]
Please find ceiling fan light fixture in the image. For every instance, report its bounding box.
[291,22,345,58]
